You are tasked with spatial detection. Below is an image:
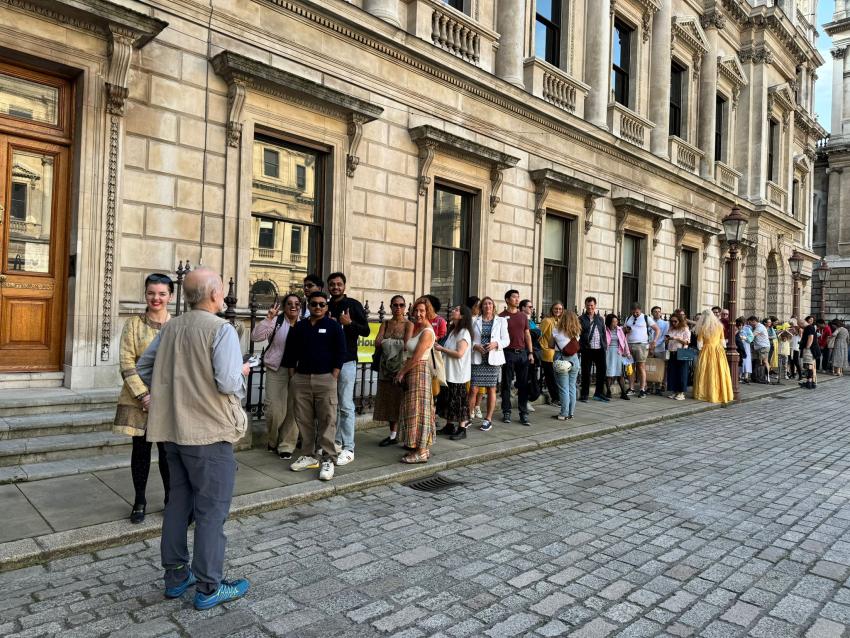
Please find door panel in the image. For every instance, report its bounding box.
[0,135,67,371]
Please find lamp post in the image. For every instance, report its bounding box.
[788,250,804,320]
[815,258,830,320]
[721,206,748,402]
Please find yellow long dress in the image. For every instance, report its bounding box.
[693,324,734,404]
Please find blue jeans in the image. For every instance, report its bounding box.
[555,353,580,417]
[335,361,356,451]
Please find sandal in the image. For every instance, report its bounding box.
[400,451,429,464]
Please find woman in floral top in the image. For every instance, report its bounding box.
[113,273,173,524]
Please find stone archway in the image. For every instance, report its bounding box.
[765,251,781,318]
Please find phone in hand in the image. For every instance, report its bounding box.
[243,355,261,368]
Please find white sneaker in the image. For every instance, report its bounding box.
[290,455,319,472]
[336,449,355,466]
[319,460,335,481]
[473,406,482,419]
[675,393,686,401]
[527,404,536,412]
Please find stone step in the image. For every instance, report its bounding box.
[0,388,119,418]
[0,449,149,485]
[0,431,131,467]
[0,409,116,440]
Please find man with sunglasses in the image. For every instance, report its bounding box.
[284,291,346,480]
[300,274,324,319]
[327,272,369,466]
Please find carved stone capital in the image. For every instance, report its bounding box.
[832,47,847,60]
[699,9,726,31]
[225,79,247,148]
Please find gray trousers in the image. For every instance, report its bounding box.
[161,442,236,595]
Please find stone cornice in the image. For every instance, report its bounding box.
[823,18,850,37]
[612,195,673,248]
[672,16,709,55]
[717,55,748,90]
[768,83,796,117]
[528,168,609,230]
[13,0,167,46]
[672,216,722,238]
[211,50,383,160]
[409,125,519,214]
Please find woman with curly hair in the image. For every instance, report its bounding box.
[394,297,437,463]
[692,309,733,404]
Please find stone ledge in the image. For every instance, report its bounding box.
[0,377,838,572]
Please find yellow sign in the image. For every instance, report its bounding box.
[357,321,381,363]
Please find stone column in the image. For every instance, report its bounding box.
[831,47,846,139]
[697,12,722,179]
[495,0,525,87]
[585,0,612,128]
[364,0,400,27]
[799,62,808,109]
[826,167,843,256]
[649,0,673,158]
[785,113,795,214]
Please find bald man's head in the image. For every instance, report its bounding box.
[184,267,223,309]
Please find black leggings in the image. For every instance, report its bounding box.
[131,436,170,505]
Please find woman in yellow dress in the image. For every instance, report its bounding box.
[112,273,173,523]
[693,309,734,404]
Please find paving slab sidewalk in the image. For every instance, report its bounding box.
[0,376,829,571]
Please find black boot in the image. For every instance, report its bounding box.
[438,422,456,435]
[130,502,146,524]
[450,427,467,441]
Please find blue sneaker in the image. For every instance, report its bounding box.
[164,569,196,598]
[194,578,250,610]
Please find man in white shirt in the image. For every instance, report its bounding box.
[624,302,658,398]
[649,306,669,395]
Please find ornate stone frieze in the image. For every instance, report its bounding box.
[528,168,609,227]
[739,45,774,65]
[409,125,519,213]
[612,196,673,248]
[211,51,383,166]
[699,8,726,31]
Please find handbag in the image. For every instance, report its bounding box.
[563,338,580,356]
[553,358,573,374]
[431,348,447,387]
[676,347,697,362]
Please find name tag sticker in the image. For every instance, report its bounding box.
[318,328,327,334]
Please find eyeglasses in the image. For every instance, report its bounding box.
[391,303,405,308]
[309,301,327,308]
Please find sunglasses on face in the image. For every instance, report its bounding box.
[309,301,327,308]
[147,273,173,285]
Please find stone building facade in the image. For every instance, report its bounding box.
[814,0,850,319]
[0,0,826,390]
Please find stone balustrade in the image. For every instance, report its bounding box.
[767,181,787,210]
[668,136,703,175]
[405,0,498,72]
[714,161,741,194]
[607,102,654,149]
[522,58,589,117]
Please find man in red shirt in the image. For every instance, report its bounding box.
[817,319,832,372]
[499,290,534,426]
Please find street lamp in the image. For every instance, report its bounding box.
[815,258,831,319]
[788,250,804,319]
[721,206,748,402]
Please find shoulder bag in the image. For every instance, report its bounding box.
[676,347,697,362]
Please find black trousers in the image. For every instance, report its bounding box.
[580,348,607,399]
[500,349,529,416]
[821,347,832,371]
[541,360,560,403]
[789,351,801,379]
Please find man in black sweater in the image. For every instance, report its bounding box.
[579,296,609,402]
[327,272,370,465]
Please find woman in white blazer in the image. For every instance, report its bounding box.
[468,297,510,431]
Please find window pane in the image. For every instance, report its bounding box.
[537,0,554,20]
[251,138,323,297]
[535,21,550,62]
[0,73,58,125]
[431,247,468,309]
[6,150,54,273]
[543,264,568,312]
[433,187,470,249]
[622,235,636,275]
[544,215,566,262]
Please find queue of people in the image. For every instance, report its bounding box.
[115,267,842,611]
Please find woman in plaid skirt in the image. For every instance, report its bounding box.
[395,297,437,463]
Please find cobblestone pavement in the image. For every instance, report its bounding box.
[3,379,850,638]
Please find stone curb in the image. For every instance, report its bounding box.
[0,377,831,572]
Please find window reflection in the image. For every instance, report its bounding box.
[0,73,58,126]
[6,150,54,273]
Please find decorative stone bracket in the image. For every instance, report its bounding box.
[612,196,673,249]
[210,51,384,166]
[408,125,519,214]
[528,168,609,232]
[672,217,722,261]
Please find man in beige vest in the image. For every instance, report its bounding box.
[137,267,250,610]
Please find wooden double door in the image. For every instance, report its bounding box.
[0,63,72,372]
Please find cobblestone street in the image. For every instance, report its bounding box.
[3,379,850,637]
